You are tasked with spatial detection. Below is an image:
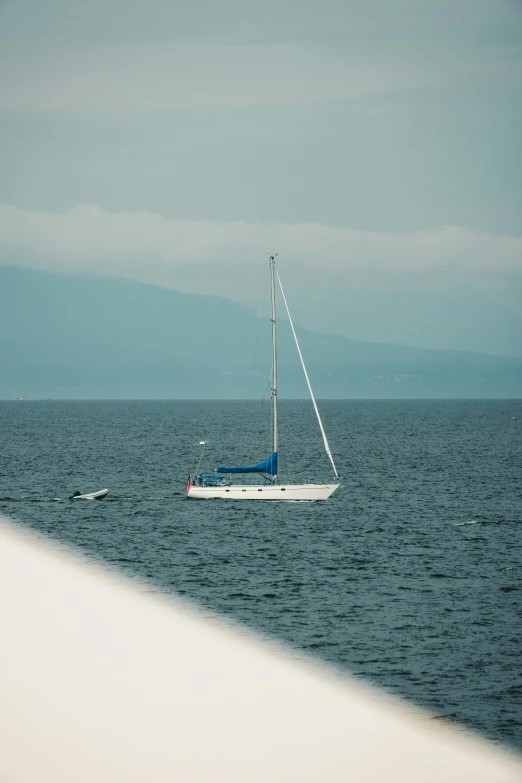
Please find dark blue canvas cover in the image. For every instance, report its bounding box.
[216,452,278,475]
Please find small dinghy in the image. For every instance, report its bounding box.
[69,489,109,501]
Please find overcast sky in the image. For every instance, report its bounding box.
[1,0,521,346]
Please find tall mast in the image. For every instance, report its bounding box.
[269,254,278,476]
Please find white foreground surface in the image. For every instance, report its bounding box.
[187,482,339,500]
[0,516,520,783]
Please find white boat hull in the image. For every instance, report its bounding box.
[187,483,339,501]
[71,489,109,501]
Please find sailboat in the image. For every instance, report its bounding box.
[186,255,340,501]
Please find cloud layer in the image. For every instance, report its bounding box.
[1,0,520,112]
[1,203,520,301]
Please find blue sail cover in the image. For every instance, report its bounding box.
[216,452,278,475]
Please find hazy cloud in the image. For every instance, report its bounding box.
[1,0,520,112]
[1,203,520,301]
[0,39,454,113]
[1,0,520,239]
[1,0,520,321]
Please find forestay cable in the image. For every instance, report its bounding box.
[276,272,340,481]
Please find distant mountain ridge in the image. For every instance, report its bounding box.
[1,265,521,399]
[272,288,522,358]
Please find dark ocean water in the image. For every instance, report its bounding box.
[1,399,521,751]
